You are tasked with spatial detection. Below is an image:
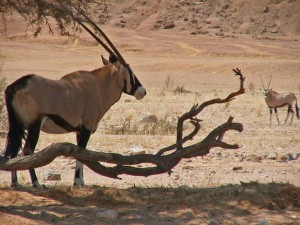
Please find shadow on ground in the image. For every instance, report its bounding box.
[1,182,300,225]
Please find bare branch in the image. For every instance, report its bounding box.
[176,68,245,149]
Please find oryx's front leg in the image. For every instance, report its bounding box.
[269,108,272,125]
[274,107,280,125]
[73,127,91,188]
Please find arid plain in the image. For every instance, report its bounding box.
[1,7,300,225]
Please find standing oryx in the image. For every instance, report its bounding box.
[260,75,299,125]
[3,13,146,189]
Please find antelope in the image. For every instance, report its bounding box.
[3,13,146,189]
[260,75,299,125]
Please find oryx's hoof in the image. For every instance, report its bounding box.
[73,179,85,188]
[33,182,44,191]
[11,182,20,189]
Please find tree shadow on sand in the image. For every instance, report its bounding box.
[1,182,299,225]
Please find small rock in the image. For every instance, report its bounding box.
[266,152,277,160]
[140,115,158,123]
[198,30,209,35]
[96,208,118,220]
[231,166,242,171]
[286,153,299,161]
[163,21,175,29]
[263,6,269,13]
[270,29,278,33]
[215,31,224,36]
[125,146,146,156]
[44,171,61,181]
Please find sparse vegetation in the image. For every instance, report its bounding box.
[106,114,177,135]
[163,75,175,91]
[173,85,191,94]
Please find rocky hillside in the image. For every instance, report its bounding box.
[95,0,300,38]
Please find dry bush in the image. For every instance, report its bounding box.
[106,114,177,135]
[163,75,175,91]
[173,86,191,94]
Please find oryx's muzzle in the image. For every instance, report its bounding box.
[134,86,147,100]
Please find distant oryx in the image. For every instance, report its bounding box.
[3,13,146,189]
[260,75,299,125]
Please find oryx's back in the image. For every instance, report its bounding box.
[265,91,297,108]
[6,70,108,134]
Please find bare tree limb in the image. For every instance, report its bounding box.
[176,68,245,149]
[0,68,246,180]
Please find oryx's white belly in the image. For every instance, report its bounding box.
[41,117,76,134]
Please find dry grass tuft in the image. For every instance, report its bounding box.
[106,114,177,136]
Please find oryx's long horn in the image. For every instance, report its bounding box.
[267,75,272,90]
[72,16,115,56]
[76,8,127,65]
[259,75,266,90]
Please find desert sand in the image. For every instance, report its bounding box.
[0,0,300,224]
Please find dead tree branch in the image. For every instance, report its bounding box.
[0,68,246,179]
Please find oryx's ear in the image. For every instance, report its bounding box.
[109,54,118,63]
[101,55,110,65]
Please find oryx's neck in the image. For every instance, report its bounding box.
[92,64,124,113]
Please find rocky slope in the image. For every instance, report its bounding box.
[95,0,300,38]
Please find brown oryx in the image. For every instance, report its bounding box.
[260,75,299,125]
[3,14,146,189]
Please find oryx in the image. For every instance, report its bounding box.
[260,75,299,125]
[3,14,146,189]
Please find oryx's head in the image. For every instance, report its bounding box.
[102,54,146,100]
[75,11,146,100]
[260,75,272,98]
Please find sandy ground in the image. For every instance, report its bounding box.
[0,21,300,224]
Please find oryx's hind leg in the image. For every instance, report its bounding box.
[23,120,43,189]
[285,104,295,125]
[73,127,91,188]
[274,107,280,125]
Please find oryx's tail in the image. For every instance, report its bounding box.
[296,102,299,120]
[4,82,26,158]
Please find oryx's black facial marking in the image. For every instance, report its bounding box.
[46,114,80,132]
[122,65,142,96]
